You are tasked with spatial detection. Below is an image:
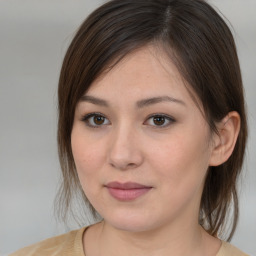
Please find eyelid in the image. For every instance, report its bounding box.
[81,112,111,128]
[80,112,175,128]
[144,113,176,127]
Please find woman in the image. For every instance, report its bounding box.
[11,0,249,255]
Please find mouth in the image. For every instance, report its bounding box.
[105,182,152,201]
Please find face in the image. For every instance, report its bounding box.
[71,46,216,233]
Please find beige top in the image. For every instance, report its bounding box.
[9,227,249,256]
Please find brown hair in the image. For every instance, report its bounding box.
[56,0,247,240]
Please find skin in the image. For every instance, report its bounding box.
[71,46,239,256]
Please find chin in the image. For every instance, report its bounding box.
[102,209,160,233]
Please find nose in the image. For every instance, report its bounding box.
[108,125,144,171]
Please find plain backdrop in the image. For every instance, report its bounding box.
[0,0,255,255]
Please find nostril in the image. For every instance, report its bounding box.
[127,163,136,167]
[110,161,137,170]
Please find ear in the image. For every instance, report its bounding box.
[209,111,241,166]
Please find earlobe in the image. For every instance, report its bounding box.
[209,111,241,166]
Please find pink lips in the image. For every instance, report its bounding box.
[105,182,152,201]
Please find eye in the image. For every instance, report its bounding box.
[82,113,110,127]
[145,114,175,127]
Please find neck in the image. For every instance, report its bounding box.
[85,220,217,256]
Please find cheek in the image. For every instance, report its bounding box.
[149,129,211,190]
[71,129,105,179]
[71,132,107,205]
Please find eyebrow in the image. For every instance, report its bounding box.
[136,96,186,108]
[80,95,186,108]
[80,95,109,107]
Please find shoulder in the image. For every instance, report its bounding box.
[217,241,250,256]
[9,227,87,256]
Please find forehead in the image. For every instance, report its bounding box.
[86,45,194,103]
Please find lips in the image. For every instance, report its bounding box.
[105,182,152,201]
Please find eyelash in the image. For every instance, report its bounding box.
[144,114,176,128]
[81,112,176,128]
[81,112,110,128]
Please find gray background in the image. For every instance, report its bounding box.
[0,0,255,255]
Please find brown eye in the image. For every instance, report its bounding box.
[82,113,110,127]
[153,116,166,126]
[144,114,175,128]
[93,115,105,125]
